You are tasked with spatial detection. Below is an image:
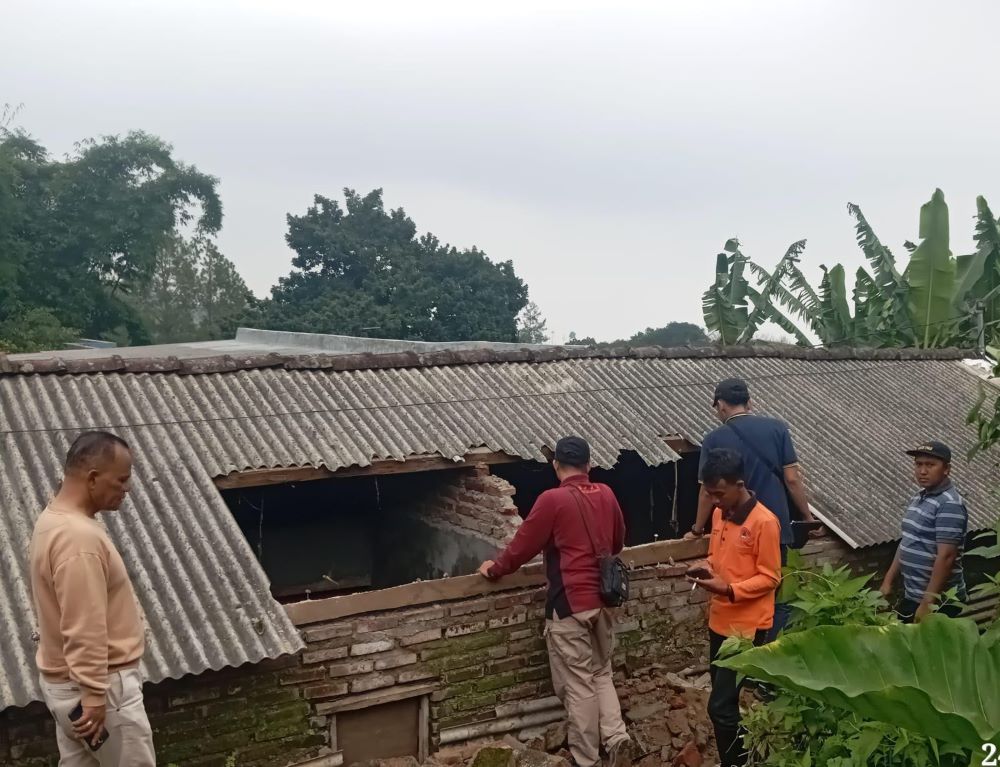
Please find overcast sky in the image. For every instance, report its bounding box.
[5,0,1000,343]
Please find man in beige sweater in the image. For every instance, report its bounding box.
[29,431,154,766]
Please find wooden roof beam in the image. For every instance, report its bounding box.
[214,449,531,489]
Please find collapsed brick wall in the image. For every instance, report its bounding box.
[414,466,521,548]
[376,467,523,586]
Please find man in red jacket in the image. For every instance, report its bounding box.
[479,436,633,767]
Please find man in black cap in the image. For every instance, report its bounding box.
[685,377,820,639]
[879,441,968,623]
[478,436,634,767]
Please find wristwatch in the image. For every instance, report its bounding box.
[691,525,705,536]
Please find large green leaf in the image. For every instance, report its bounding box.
[847,202,904,295]
[717,616,1000,749]
[852,267,879,340]
[740,239,807,343]
[817,265,852,344]
[703,249,746,345]
[954,197,1000,340]
[904,189,957,347]
[848,202,915,345]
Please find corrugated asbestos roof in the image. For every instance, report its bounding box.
[0,430,305,711]
[2,345,998,708]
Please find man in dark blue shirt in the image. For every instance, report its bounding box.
[685,377,819,639]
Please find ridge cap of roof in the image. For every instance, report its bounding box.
[0,345,979,377]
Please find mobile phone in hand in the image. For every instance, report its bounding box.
[687,566,712,580]
[68,702,110,751]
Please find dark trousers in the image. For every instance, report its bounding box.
[708,629,767,767]
[764,545,790,642]
[898,597,964,624]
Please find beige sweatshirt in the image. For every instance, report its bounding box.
[29,507,145,706]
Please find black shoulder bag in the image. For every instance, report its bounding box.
[725,419,812,549]
[569,488,629,607]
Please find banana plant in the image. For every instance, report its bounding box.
[904,189,958,347]
[955,197,1000,341]
[702,239,751,345]
[717,615,1000,752]
[707,190,1000,348]
[738,239,809,344]
[846,202,916,346]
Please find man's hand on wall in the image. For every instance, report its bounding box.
[477,560,496,579]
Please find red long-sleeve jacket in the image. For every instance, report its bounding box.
[488,474,626,619]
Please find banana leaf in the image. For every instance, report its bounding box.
[818,265,852,344]
[717,615,1000,749]
[848,201,915,345]
[703,249,747,345]
[739,239,808,343]
[904,189,957,347]
[954,197,1000,337]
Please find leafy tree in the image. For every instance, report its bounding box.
[0,306,78,353]
[566,331,599,346]
[250,189,528,342]
[626,321,708,347]
[516,301,549,344]
[134,235,253,343]
[0,127,221,350]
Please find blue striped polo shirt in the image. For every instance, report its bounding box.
[898,480,968,602]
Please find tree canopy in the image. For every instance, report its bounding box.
[0,128,222,351]
[132,235,253,344]
[248,189,529,342]
[567,322,708,348]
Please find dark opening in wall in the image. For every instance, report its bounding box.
[491,449,701,545]
[220,466,521,602]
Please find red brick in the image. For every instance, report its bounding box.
[400,628,443,646]
[445,621,487,637]
[303,646,350,664]
[374,651,418,670]
[302,681,349,700]
[301,623,354,643]
[328,659,375,677]
[350,639,395,656]
[398,668,437,683]
[351,673,395,693]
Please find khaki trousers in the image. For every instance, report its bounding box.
[546,608,629,767]
[40,669,156,767]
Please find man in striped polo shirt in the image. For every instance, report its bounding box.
[879,441,968,623]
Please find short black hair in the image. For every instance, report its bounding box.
[701,448,744,485]
[65,431,130,472]
[554,436,590,468]
[713,378,750,407]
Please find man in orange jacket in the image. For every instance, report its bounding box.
[687,448,781,767]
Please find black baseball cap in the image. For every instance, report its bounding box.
[906,440,952,462]
[554,436,591,466]
[713,377,750,406]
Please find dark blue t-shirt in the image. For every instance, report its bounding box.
[698,413,798,545]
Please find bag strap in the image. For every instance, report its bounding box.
[568,486,604,558]
[725,418,786,488]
